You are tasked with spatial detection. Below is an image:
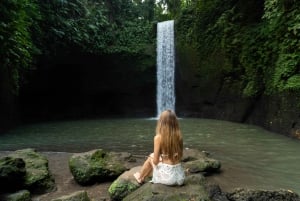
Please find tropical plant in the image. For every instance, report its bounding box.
[0,0,40,94]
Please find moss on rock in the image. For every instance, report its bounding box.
[108,178,139,201]
[1,190,31,201]
[9,148,56,194]
[69,149,129,185]
[0,157,26,192]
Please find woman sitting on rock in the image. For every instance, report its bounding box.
[134,109,185,185]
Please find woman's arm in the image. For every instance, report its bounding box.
[152,134,161,165]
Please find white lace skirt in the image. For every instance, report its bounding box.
[151,162,185,186]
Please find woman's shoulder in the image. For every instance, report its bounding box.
[154,134,161,141]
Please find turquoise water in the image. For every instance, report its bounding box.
[0,118,299,193]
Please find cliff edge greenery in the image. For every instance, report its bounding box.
[0,0,299,133]
[176,0,300,97]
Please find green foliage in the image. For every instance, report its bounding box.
[262,0,300,94]
[284,74,300,91]
[37,0,111,55]
[109,20,155,54]
[164,0,182,18]
[263,0,283,21]
[177,0,236,58]
[133,0,156,21]
[37,0,156,56]
[0,0,159,95]
[176,0,300,97]
[4,0,299,99]
[0,0,159,128]
[0,0,40,94]
[234,0,300,95]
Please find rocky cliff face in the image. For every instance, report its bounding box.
[2,48,299,139]
[17,54,156,122]
[175,48,300,139]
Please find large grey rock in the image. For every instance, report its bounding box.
[206,184,229,201]
[8,148,56,194]
[227,188,300,201]
[123,174,209,201]
[182,148,221,174]
[108,166,142,201]
[182,148,210,161]
[0,156,26,192]
[108,148,222,201]
[69,149,131,185]
[183,158,221,173]
[0,190,31,201]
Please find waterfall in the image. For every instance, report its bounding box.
[156,20,175,117]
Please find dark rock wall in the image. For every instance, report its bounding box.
[0,67,20,132]
[18,54,156,122]
[247,93,300,138]
[175,47,300,138]
[1,48,299,140]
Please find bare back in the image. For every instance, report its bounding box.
[153,134,181,165]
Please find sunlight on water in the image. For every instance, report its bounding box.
[0,118,300,193]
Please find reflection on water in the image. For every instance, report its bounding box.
[0,118,300,193]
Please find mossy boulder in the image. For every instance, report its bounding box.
[182,148,221,174]
[0,157,26,192]
[69,149,131,185]
[8,148,56,194]
[182,148,210,161]
[183,158,221,173]
[123,174,210,201]
[0,190,31,201]
[227,188,300,201]
[108,148,223,201]
[108,166,141,201]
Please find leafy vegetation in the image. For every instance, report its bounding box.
[36,0,158,56]
[1,0,166,94]
[0,0,299,115]
[176,0,300,97]
[0,0,40,94]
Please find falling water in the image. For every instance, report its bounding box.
[156,20,175,117]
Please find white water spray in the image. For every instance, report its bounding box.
[156,20,175,117]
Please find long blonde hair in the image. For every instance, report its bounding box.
[156,110,183,161]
